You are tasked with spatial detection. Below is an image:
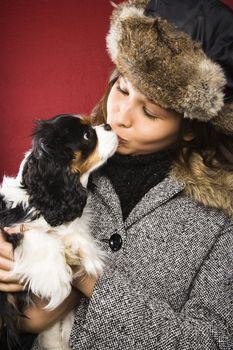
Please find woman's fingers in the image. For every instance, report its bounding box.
[0,268,20,283]
[0,282,24,292]
[0,230,25,292]
[0,261,25,291]
[4,224,28,234]
[0,255,14,271]
[0,233,14,259]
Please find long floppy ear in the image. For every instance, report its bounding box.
[0,194,7,212]
[22,154,87,226]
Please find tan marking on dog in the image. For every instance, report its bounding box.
[7,293,22,328]
[7,294,18,310]
[0,294,20,329]
[71,148,101,175]
[80,117,91,125]
[63,235,86,276]
[71,152,82,174]
[64,248,81,266]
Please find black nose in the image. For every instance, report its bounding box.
[104,124,112,131]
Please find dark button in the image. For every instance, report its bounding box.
[109,233,122,251]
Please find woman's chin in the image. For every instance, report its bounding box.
[116,144,132,155]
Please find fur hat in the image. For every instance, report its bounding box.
[106,0,233,134]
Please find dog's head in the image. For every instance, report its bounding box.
[22,114,118,226]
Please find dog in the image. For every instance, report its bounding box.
[0,114,118,350]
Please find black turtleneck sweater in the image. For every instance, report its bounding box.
[100,149,176,221]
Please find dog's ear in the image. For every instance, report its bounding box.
[32,120,59,160]
[32,118,75,163]
[0,194,7,212]
[42,169,87,227]
[22,155,87,226]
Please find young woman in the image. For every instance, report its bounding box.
[0,0,232,349]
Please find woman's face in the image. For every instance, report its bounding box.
[107,76,182,156]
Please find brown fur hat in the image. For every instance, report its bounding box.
[106,0,233,134]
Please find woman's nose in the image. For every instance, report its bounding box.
[117,104,133,127]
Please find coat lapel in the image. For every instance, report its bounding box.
[90,173,185,227]
[125,176,185,227]
[89,173,123,222]
[90,150,233,230]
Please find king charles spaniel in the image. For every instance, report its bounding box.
[0,114,118,350]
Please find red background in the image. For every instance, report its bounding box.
[0,0,232,180]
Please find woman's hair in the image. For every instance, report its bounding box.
[91,69,233,172]
[91,70,119,126]
[179,119,233,171]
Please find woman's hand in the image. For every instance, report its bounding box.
[20,288,82,333]
[72,271,98,300]
[1,225,99,300]
[0,229,24,292]
[0,226,82,333]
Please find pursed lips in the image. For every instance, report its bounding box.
[117,135,128,143]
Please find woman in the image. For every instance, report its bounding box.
[0,0,233,349]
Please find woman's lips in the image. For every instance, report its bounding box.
[117,135,128,144]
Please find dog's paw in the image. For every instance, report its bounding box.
[80,245,106,277]
[63,234,106,277]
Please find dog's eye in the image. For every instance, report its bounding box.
[83,130,91,141]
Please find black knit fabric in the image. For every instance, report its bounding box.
[100,149,176,220]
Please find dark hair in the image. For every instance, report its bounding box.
[91,70,233,172]
[178,119,233,171]
[91,70,119,126]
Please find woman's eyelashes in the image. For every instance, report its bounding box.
[116,83,128,95]
[143,107,159,120]
[116,80,159,120]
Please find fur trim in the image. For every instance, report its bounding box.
[106,0,231,132]
[212,102,233,134]
[170,153,233,217]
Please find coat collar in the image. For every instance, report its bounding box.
[125,176,184,227]
[89,173,185,227]
[90,150,233,224]
[170,152,233,218]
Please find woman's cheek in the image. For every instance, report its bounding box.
[106,114,115,129]
[106,114,111,126]
[106,92,119,127]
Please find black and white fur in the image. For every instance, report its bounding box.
[0,114,118,350]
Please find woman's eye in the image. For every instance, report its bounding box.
[117,84,128,95]
[83,130,91,141]
[143,107,158,120]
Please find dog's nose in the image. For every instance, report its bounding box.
[104,124,112,131]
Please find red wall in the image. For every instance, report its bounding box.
[223,0,233,6]
[0,0,232,180]
[0,0,122,179]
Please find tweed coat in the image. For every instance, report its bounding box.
[68,159,233,349]
[32,155,233,350]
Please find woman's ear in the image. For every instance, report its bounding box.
[180,118,195,142]
[183,132,195,142]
